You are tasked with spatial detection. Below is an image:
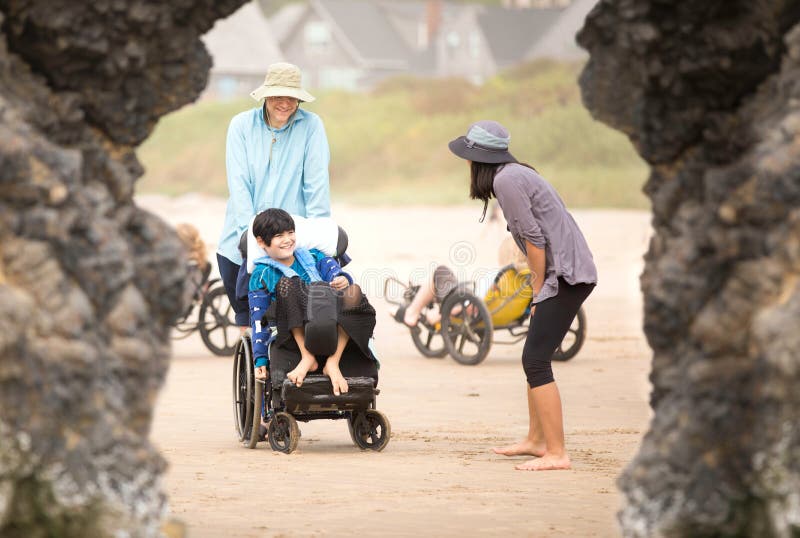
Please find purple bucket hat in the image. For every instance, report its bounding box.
[448,120,516,164]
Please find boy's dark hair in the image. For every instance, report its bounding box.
[252,208,295,246]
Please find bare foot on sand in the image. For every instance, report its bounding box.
[492,439,546,457]
[515,454,571,471]
[323,362,349,396]
[287,355,318,387]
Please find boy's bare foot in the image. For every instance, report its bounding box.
[323,363,349,396]
[492,439,546,457]
[515,454,571,471]
[287,355,318,387]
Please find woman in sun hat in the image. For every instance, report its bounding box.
[217,62,331,328]
[449,120,597,472]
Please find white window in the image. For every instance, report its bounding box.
[305,21,331,52]
[446,31,460,48]
[469,34,480,58]
[417,22,428,50]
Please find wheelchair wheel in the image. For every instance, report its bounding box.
[410,322,448,358]
[199,281,238,357]
[246,379,267,449]
[232,336,254,443]
[349,410,391,451]
[552,307,586,362]
[268,412,300,454]
[440,289,493,365]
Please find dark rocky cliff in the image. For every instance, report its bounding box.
[579,1,800,536]
[0,1,245,535]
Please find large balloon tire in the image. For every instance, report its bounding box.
[199,283,238,357]
[440,290,493,366]
[410,322,448,358]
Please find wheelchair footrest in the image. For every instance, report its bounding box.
[282,376,376,414]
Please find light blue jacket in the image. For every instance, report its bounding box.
[249,248,324,294]
[217,106,331,265]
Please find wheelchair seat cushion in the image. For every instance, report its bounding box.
[269,343,379,390]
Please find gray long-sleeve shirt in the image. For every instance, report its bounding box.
[493,163,597,304]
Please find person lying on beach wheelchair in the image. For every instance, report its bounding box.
[387,236,586,365]
[232,208,390,454]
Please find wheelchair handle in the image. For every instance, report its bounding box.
[383,276,410,307]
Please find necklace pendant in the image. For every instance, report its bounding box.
[272,136,276,144]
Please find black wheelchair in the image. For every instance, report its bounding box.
[230,226,390,454]
[232,334,389,454]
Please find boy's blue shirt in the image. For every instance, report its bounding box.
[248,247,351,369]
[249,248,327,293]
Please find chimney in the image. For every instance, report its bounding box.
[426,0,442,44]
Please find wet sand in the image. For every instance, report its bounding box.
[144,195,652,538]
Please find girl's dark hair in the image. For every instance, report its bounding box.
[470,160,539,222]
[252,208,295,246]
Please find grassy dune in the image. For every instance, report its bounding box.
[137,61,649,208]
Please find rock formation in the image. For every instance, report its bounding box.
[579,1,800,536]
[0,1,244,535]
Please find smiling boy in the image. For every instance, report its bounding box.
[248,208,374,396]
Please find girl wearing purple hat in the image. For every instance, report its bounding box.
[449,121,598,471]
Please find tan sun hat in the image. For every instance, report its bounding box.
[249,62,316,103]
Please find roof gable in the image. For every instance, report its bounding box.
[269,2,308,45]
[202,1,282,75]
[477,6,564,66]
[313,0,412,68]
[526,0,596,60]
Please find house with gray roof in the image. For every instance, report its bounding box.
[268,2,307,45]
[201,1,284,100]
[277,0,423,90]
[275,0,580,90]
[434,3,565,83]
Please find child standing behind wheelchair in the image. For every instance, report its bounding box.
[249,208,376,396]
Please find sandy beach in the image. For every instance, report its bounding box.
[143,194,653,538]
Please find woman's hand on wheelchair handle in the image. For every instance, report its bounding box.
[255,366,269,380]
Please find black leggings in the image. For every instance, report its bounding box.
[522,278,594,388]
